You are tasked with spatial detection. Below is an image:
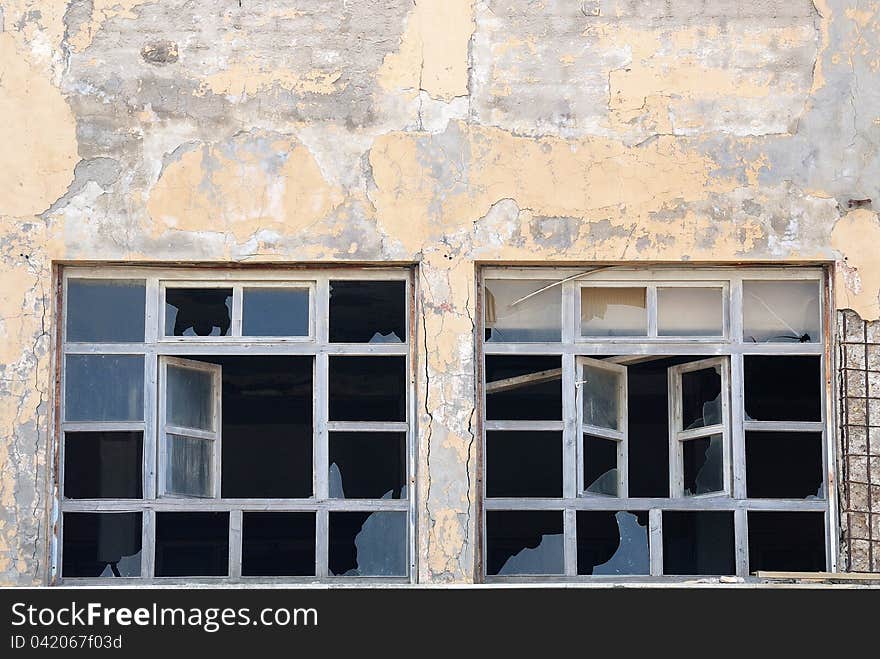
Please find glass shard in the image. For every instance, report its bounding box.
[65,354,144,422]
[328,511,407,576]
[577,511,650,575]
[486,431,562,498]
[164,288,232,337]
[241,512,316,577]
[329,432,406,499]
[484,279,562,342]
[242,287,310,337]
[62,512,142,578]
[743,280,820,343]
[581,287,647,337]
[657,287,723,336]
[67,279,145,343]
[584,434,619,496]
[486,511,564,576]
[328,356,406,422]
[63,431,143,499]
[682,434,724,496]
[329,280,406,343]
[155,512,229,577]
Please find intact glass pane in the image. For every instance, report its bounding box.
[165,434,212,497]
[581,287,646,337]
[328,511,407,576]
[164,288,232,337]
[681,366,722,430]
[485,279,562,343]
[167,365,214,431]
[584,434,619,496]
[682,434,724,496]
[65,354,144,422]
[62,512,142,578]
[242,287,309,337]
[582,364,620,430]
[743,280,820,343]
[67,279,145,343]
[657,287,723,336]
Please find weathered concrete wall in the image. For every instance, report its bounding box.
[0,0,879,584]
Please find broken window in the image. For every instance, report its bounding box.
[743,280,820,343]
[58,268,411,583]
[747,512,826,573]
[481,267,830,580]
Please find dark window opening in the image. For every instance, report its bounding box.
[744,356,821,421]
[241,512,316,577]
[64,431,143,499]
[626,360,670,497]
[486,431,562,498]
[584,434,618,496]
[155,512,229,577]
[486,510,564,576]
[62,512,142,578]
[165,288,232,337]
[329,356,407,422]
[329,280,406,343]
[746,432,824,499]
[328,511,407,576]
[681,366,722,430]
[485,355,561,421]
[682,434,724,496]
[748,512,825,572]
[577,511,649,575]
[663,511,735,575]
[329,432,406,499]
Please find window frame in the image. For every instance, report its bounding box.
[53,266,416,585]
[479,265,836,582]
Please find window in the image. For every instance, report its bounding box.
[57,268,413,583]
[481,268,833,580]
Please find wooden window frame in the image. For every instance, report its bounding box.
[479,265,836,582]
[53,266,416,585]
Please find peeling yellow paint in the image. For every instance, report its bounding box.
[197,63,343,97]
[832,209,880,320]
[67,0,148,53]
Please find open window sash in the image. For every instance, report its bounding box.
[668,357,731,498]
[158,356,222,498]
[576,356,628,498]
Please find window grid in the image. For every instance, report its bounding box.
[54,267,416,585]
[480,266,836,581]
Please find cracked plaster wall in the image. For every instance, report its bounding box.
[0,0,879,584]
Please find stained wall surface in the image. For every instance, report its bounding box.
[0,0,879,583]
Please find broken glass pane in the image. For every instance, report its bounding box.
[484,279,562,342]
[242,287,309,337]
[681,366,722,430]
[165,434,212,497]
[65,354,144,422]
[744,356,821,421]
[581,287,647,337]
[64,431,143,499]
[486,431,562,498]
[329,280,406,343]
[743,280,820,343]
[584,434,619,496]
[746,431,824,499]
[577,511,650,575]
[164,288,231,337]
[486,511,564,575]
[663,511,735,575]
[328,356,406,422]
[241,512,316,577]
[486,355,562,421]
[220,356,313,498]
[67,279,145,343]
[582,364,620,430]
[328,511,407,576]
[329,432,406,499]
[657,287,723,336]
[62,512,142,578]
[166,364,214,431]
[682,434,724,496]
[155,512,229,577]
[748,512,825,572]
